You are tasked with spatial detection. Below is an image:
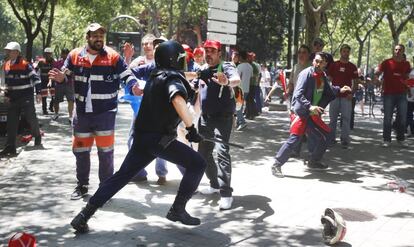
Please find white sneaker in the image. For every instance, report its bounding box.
[219,197,233,210]
[199,186,220,195]
[397,140,408,148]
[382,141,391,148]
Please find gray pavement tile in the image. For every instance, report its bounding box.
[1,103,414,246]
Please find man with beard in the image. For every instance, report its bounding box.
[49,23,140,200]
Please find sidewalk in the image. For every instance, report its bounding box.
[0,102,413,247]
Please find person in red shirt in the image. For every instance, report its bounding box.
[375,44,411,147]
[327,44,359,148]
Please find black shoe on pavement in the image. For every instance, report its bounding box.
[71,203,98,233]
[43,110,49,115]
[71,184,88,200]
[307,161,328,170]
[0,145,17,157]
[166,196,200,226]
[166,207,200,226]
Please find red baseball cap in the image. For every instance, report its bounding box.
[193,47,205,56]
[204,40,221,50]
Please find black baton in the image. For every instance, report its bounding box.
[203,137,244,149]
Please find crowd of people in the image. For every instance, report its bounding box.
[1,22,413,234]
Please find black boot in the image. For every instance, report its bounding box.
[166,195,200,226]
[70,203,98,233]
[0,145,17,156]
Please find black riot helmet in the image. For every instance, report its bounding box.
[155,40,187,71]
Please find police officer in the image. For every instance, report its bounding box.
[70,41,207,233]
[0,42,42,156]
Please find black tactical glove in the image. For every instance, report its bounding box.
[185,124,203,143]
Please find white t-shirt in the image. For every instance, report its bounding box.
[260,69,271,87]
[237,62,253,94]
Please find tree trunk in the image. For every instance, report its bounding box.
[26,36,34,61]
[287,0,293,69]
[45,0,56,48]
[357,40,364,68]
[167,0,174,38]
[303,0,333,47]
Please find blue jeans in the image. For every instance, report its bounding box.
[198,113,234,197]
[329,97,352,144]
[89,132,206,207]
[236,94,248,126]
[383,94,407,142]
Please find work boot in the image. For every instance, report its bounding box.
[0,145,17,157]
[70,203,98,233]
[166,195,200,226]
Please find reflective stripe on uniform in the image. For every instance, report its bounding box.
[90,92,117,100]
[6,84,33,90]
[90,75,104,81]
[97,145,114,152]
[120,70,132,79]
[95,130,114,136]
[73,132,94,138]
[113,74,119,79]
[73,147,92,153]
[74,75,88,83]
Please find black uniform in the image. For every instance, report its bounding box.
[71,40,207,232]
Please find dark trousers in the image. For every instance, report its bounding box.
[6,97,41,147]
[198,113,233,197]
[89,132,206,207]
[407,101,414,134]
[41,97,54,113]
[275,120,328,166]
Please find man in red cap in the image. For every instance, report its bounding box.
[193,47,205,66]
[197,40,241,210]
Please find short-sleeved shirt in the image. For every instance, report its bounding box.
[378,58,411,95]
[237,62,253,93]
[199,62,239,115]
[328,61,358,97]
[134,70,188,135]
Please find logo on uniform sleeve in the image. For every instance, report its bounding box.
[177,52,187,62]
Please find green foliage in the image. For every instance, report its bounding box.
[238,0,287,62]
